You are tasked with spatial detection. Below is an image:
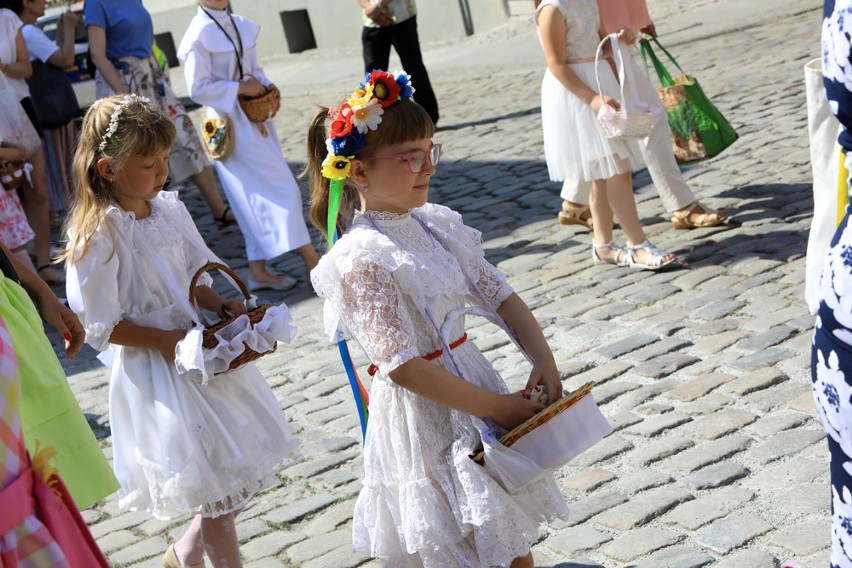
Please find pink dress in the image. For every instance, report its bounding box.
[0,187,35,249]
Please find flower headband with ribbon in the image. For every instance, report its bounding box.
[322,70,415,247]
[96,93,152,153]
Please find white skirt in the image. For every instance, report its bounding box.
[541,61,644,184]
[109,336,300,520]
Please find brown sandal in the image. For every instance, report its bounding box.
[671,202,728,229]
[557,201,593,229]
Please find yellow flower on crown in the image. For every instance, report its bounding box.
[348,83,375,109]
[321,154,353,181]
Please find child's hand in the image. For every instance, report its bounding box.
[526,361,563,404]
[219,298,247,319]
[238,77,268,99]
[158,329,187,361]
[489,393,545,431]
[0,143,27,162]
[590,94,620,113]
[39,293,85,359]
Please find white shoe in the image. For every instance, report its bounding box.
[248,275,297,292]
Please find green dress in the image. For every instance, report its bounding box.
[0,272,119,509]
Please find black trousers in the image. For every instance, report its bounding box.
[362,15,439,125]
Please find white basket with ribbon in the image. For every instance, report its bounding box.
[595,33,659,139]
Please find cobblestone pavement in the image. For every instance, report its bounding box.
[43,0,830,566]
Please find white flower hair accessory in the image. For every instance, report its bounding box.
[98,93,152,153]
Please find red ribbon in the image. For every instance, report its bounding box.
[367,333,468,377]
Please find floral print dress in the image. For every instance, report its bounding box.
[814,208,852,568]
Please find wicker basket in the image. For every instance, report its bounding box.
[239,84,280,123]
[189,261,277,373]
[595,33,658,139]
[471,382,597,465]
[0,161,28,191]
[597,106,657,139]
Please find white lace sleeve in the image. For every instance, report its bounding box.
[339,259,420,377]
[66,231,123,352]
[472,258,514,311]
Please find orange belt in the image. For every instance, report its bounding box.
[367,333,468,377]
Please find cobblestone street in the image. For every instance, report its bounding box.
[47,0,830,566]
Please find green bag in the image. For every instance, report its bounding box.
[640,36,738,164]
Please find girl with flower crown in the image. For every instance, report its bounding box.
[177,0,319,292]
[308,70,569,568]
[62,94,300,568]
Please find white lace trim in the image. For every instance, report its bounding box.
[174,302,296,384]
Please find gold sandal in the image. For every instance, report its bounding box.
[163,544,206,568]
[557,201,594,229]
[671,202,728,229]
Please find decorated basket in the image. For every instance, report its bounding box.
[471,381,609,466]
[239,84,281,123]
[189,262,277,373]
[0,160,29,191]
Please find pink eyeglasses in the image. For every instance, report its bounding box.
[367,143,442,174]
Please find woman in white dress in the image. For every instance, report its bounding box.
[64,94,300,568]
[178,0,319,291]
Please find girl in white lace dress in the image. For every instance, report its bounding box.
[536,0,677,269]
[63,95,300,568]
[308,71,570,568]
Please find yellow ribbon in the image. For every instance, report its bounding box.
[31,439,61,497]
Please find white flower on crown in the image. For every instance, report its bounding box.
[98,93,152,153]
[350,98,384,134]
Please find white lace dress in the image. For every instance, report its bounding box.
[311,203,569,568]
[66,192,300,520]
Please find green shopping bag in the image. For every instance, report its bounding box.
[640,36,738,164]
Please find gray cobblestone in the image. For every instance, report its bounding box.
[592,487,694,530]
[720,367,787,396]
[696,512,772,554]
[632,354,701,378]
[631,545,715,568]
[599,527,684,562]
[681,462,750,490]
[665,373,733,402]
[660,435,752,473]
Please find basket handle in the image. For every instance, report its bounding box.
[594,33,628,108]
[188,261,251,311]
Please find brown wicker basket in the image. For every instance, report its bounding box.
[0,161,28,191]
[189,261,277,373]
[471,381,597,464]
[239,84,280,123]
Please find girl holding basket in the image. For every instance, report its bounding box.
[308,70,569,568]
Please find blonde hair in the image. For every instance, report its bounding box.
[304,99,434,239]
[61,95,176,263]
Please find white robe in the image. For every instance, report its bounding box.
[178,7,311,261]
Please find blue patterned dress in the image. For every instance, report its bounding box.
[814,208,852,568]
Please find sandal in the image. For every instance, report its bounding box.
[213,206,236,230]
[37,264,66,285]
[671,202,728,229]
[625,240,677,270]
[163,544,205,568]
[592,241,628,266]
[558,201,593,229]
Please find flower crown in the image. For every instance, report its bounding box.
[96,93,152,153]
[322,70,415,245]
[321,70,415,182]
